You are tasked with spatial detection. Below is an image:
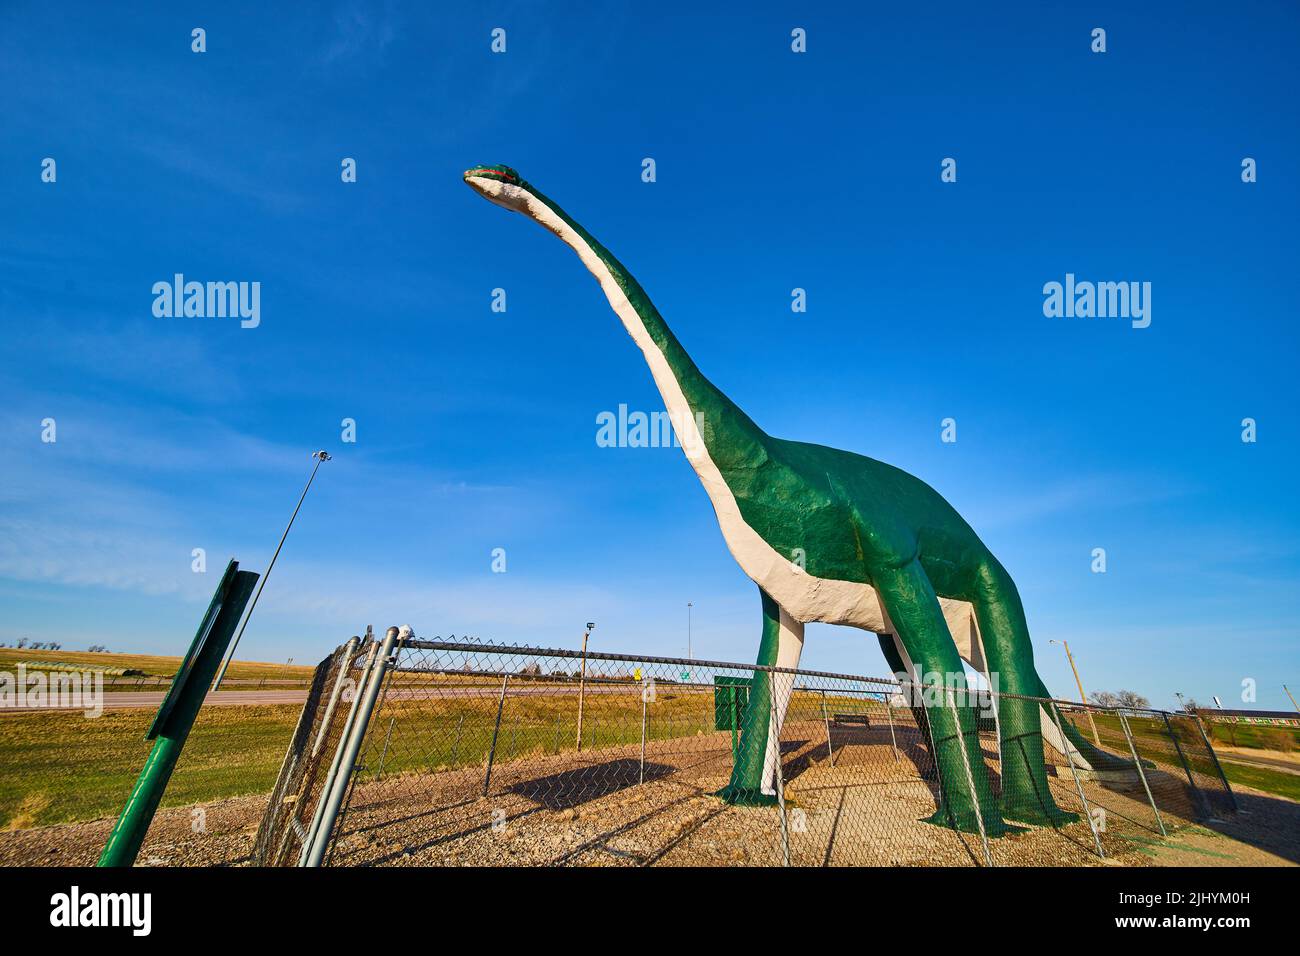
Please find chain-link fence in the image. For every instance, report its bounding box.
[257,638,1236,867]
[253,632,379,866]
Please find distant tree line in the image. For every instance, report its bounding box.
[0,639,109,652]
[1090,689,1150,710]
[0,638,65,651]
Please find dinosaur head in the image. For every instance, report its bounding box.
[463,164,532,213]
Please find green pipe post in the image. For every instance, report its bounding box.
[98,560,258,867]
[730,686,739,766]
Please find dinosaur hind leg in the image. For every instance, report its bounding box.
[717,587,804,806]
[972,559,1077,826]
[876,559,1007,837]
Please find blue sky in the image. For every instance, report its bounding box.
[2,2,1297,712]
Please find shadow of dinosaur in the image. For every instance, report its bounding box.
[465,164,1124,835]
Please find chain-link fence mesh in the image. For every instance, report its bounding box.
[257,639,1236,867]
[252,635,376,866]
[1109,711,1237,821]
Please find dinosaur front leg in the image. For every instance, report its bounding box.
[877,560,1007,836]
[717,588,803,806]
[972,560,1077,826]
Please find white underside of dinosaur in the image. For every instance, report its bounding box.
[469,177,1086,782]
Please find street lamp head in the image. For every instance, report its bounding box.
[313,450,332,461]
[586,622,595,631]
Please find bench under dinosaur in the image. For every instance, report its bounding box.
[464,163,1123,834]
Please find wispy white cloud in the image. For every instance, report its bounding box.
[967,471,1192,530]
[128,136,312,214]
[316,1,399,67]
[0,392,534,603]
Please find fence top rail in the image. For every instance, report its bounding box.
[389,669,907,696]
[400,638,901,686]
[400,639,909,686]
[396,637,1181,719]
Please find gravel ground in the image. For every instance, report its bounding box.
[0,793,265,867]
[3,720,1295,867]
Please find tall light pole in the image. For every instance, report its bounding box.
[575,622,595,752]
[687,602,693,670]
[1285,684,1300,715]
[212,450,331,691]
[1049,639,1100,746]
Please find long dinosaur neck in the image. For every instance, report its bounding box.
[520,184,767,471]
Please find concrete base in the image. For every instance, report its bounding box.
[1052,765,1143,790]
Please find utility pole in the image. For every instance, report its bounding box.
[1050,639,1100,746]
[212,450,331,690]
[575,622,595,752]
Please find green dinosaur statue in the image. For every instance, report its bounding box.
[464,164,1117,834]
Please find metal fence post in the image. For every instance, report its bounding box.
[820,689,835,766]
[1118,712,1166,837]
[321,624,412,868]
[640,688,648,785]
[769,682,791,867]
[257,649,338,861]
[884,694,900,762]
[1161,713,1213,819]
[1050,702,1105,859]
[312,636,359,758]
[298,638,379,863]
[575,629,590,752]
[483,673,510,797]
[730,685,740,766]
[944,686,993,867]
[264,648,355,867]
[1190,716,1238,814]
[302,626,399,867]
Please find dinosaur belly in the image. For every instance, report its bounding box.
[711,500,985,669]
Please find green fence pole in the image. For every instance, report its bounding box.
[97,560,258,867]
[731,686,740,766]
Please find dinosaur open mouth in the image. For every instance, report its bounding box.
[465,167,517,183]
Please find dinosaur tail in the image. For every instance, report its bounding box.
[1033,673,1139,771]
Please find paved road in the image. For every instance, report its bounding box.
[0,678,713,715]
[1214,750,1300,777]
[0,689,309,714]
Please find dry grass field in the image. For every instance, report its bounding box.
[0,647,316,688]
